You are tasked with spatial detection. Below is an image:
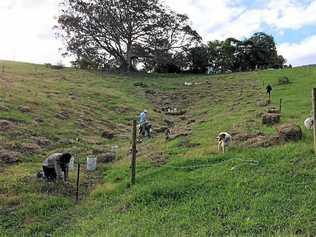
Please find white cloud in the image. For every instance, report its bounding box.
[264,0,316,30]
[278,35,316,66]
[0,0,68,65]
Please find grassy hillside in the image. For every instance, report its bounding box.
[1,61,316,236]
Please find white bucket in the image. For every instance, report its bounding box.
[87,155,97,171]
[69,157,75,170]
[111,145,118,159]
[304,117,314,130]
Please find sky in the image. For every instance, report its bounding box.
[1,0,316,66]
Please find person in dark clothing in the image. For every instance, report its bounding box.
[42,153,72,182]
[266,84,273,102]
[266,84,272,96]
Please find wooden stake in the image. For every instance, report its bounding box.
[131,119,137,185]
[279,98,283,113]
[313,89,316,155]
[76,161,80,203]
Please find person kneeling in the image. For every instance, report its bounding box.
[42,153,72,182]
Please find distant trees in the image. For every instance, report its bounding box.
[56,0,201,72]
[207,32,286,73]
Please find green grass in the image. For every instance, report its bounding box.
[1,61,316,236]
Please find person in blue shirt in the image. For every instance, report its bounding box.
[139,109,151,138]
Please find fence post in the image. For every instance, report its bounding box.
[76,161,80,203]
[131,120,137,185]
[313,89,316,155]
[279,98,283,113]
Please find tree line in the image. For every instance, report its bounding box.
[56,0,287,73]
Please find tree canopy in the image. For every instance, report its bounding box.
[57,0,201,72]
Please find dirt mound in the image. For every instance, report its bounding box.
[101,130,115,139]
[277,124,302,142]
[262,113,280,125]
[20,143,41,154]
[0,150,21,164]
[0,120,15,131]
[97,153,115,163]
[33,137,51,147]
[234,132,280,148]
[149,152,167,166]
[19,106,31,113]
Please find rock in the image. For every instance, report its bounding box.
[0,120,15,131]
[98,153,115,163]
[20,143,41,154]
[278,76,290,85]
[19,106,31,113]
[277,124,302,142]
[0,150,21,164]
[149,152,167,166]
[262,113,280,125]
[102,130,114,139]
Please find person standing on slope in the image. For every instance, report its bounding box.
[138,109,151,138]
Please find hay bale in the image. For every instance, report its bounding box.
[262,113,280,125]
[277,124,302,142]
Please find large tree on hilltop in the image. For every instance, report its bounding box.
[56,0,201,72]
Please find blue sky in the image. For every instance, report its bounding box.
[1,0,316,66]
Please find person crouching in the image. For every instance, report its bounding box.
[42,153,72,182]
